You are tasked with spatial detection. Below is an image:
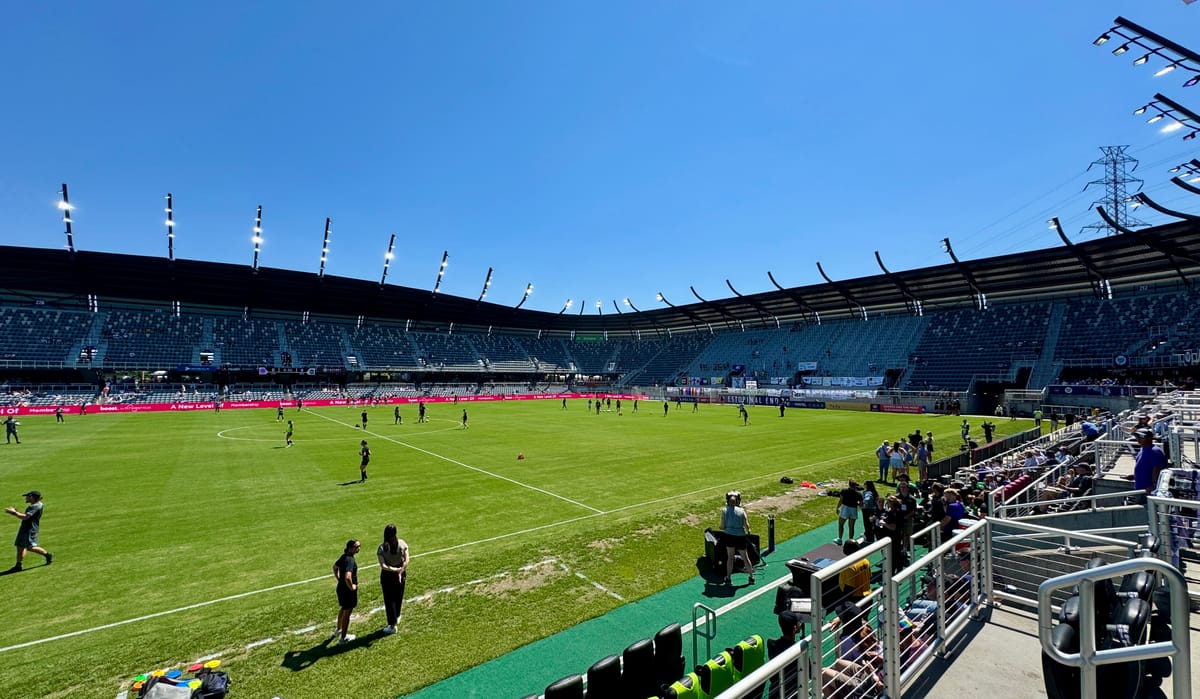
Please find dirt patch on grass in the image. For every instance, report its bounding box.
[749,487,830,514]
[471,560,563,597]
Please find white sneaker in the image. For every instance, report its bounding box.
[339,633,356,644]
[382,625,397,635]
[833,537,843,545]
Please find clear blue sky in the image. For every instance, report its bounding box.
[2,2,1198,314]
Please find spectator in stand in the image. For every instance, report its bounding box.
[837,539,872,602]
[1133,428,1167,495]
[941,489,966,540]
[767,611,801,699]
[1079,419,1101,442]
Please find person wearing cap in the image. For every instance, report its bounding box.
[4,416,19,444]
[1133,428,1167,493]
[5,491,52,572]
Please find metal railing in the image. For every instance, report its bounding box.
[713,521,991,699]
[986,518,1139,611]
[1038,556,1191,699]
[1147,493,1200,606]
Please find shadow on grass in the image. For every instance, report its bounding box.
[280,629,385,671]
[338,480,364,487]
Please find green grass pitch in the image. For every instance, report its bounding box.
[0,400,1030,698]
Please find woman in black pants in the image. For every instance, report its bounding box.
[377,523,409,635]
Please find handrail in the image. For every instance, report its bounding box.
[691,603,717,671]
[1038,556,1191,699]
[992,488,1137,518]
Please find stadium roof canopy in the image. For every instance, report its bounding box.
[3,217,1199,337]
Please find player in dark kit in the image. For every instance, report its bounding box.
[394,406,401,424]
[277,405,285,421]
[461,409,469,429]
[286,420,294,447]
[359,440,371,482]
[361,410,368,429]
[55,405,64,423]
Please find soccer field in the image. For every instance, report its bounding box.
[0,400,1030,698]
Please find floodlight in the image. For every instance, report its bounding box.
[1147,113,1165,123]
[60,183,75,253]
[514,283,533,309]
[1093,33,1110,47]
[318,218,331,279]
[1162,120,1184,133]
[1184,75,1200,88]
[559,299,573,314]
[165,193,175,260]
[1112,43,1129,56]
[478,267,493,301]
[380,233,396,286]
[432,250,448,295]
[1155,63,1179,77]
[1133,105,1148,115]
[1133,53,1151,66]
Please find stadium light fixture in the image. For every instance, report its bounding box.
[1155,62,1180,77]
[431,250,448,296]
[559,299,573,314]
[514,283,533,309]
[595,299,602,316]
[624,297,642,312]
[59,183,75,253]
[318,218,331,279]
[1097,16,1200,87]
[656,292,677,308]
[380,233,396,286]
[165,193,175,261]
[251,205,263,272]
[1134,93,1200,140]
[477,267,493,301]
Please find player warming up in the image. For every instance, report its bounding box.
[359,440,371,482]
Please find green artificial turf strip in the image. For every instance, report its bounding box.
[0,401,1030,698]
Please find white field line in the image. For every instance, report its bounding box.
[0,447,869,655]
[305,410,604,514]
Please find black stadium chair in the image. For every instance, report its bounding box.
[544,673,585,699]
[584,654,622,699]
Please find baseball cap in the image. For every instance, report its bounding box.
[22,490,41,499]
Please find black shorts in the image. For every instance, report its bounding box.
[724,534,748,550]
[337,585,358,610]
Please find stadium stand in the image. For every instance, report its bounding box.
[0,308,94,365]
[99,310,205,368]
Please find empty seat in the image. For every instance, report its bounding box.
[653,623,685,690]
[584,654,621,699]
[544,673,585,699]
[663,672,705,699]
[696,651,734,697]
[621,638,658,698]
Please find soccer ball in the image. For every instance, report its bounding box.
[517,452,525,460]
[355,423,361,428]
